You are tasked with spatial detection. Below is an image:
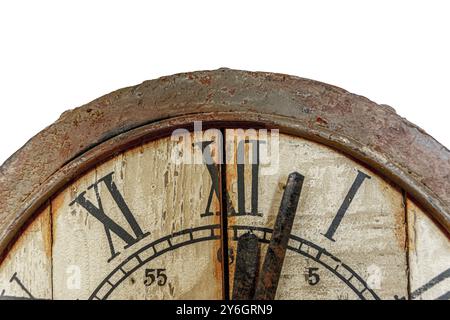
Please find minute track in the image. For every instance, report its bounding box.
[89,224,221,300]
[231,225,380,300]
[89,224,380,300]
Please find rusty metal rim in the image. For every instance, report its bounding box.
[0,110,448,257]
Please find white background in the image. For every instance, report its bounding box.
[0,0,449,165]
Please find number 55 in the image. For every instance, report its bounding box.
[144,269,168,287]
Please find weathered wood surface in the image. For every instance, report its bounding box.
[407,200,450,300]
[0,131,449,300]
[225,131,409,300]
[52,135,222,300]
[0,206,52,300]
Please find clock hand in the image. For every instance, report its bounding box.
[231,232,260,300]
[254,172,304,300]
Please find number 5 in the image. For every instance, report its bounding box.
[144,269,156,287]
[157,269,168,286]
[307,268,320,286]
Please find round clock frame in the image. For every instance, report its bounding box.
[0,68,449,260]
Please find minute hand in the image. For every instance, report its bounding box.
[254,172,304,300]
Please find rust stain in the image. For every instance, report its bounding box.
[212,218,224,299]
[221,87,236,96]
[0,205,52,266]
[50,186,67,222]
[41,206,53,259]
[199,75,212,86]
[224,129,239,296]
[386,184,408,251]
[315,116,329,126]
[206,92,214,102]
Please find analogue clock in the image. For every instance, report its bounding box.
[0,69,448,300]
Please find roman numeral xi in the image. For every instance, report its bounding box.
[70,172,149,262]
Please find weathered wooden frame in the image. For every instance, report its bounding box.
[1,68,449,257]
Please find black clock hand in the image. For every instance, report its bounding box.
[230,172,304,300]
[254,172,304,300]
[231,232,260,300]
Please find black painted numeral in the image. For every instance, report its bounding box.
[306,267,320,286]
[0,273,34,300]
[70,172,149,262]
[144,269,168,287]
[197,141,221,217]
[322,170,371,242]
[233,140,262,217]
[199,139,263,217]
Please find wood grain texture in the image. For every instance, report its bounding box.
[0,130,449,300]
[51,135,222,300]
[0,206,52,300]
[407,199,450,300]
[225,131,408,300]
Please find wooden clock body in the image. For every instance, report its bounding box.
[0,69,448,300]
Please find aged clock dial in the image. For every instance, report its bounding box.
[0,129,448,300]
[0,70,449,301]
[225,130,407,300]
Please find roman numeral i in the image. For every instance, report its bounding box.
[322,170,371,242]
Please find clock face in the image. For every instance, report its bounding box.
[0,128,449,300]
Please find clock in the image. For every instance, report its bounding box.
[0,69,448,300]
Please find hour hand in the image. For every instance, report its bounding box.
[231,172,304,301]
[232,232,260,300]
